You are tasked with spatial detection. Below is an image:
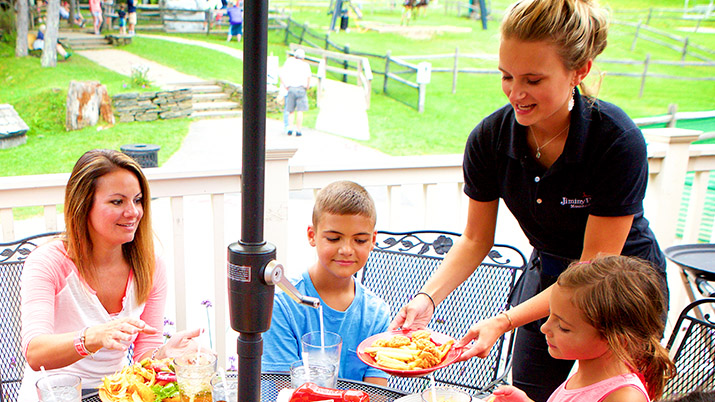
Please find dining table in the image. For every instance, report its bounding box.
[81,372,408,402]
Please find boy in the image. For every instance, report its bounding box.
[262,181,390,386]
[117,4,127,35]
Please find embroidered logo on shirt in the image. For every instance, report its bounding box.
[560,194,592,208]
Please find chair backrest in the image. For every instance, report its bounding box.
[1,232,62,402]
[360,230,526,396]
[661,297,715,400]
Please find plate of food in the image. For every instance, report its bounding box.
[98,358,179,402]
[357,329,462,377]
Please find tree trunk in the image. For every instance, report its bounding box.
[69,0,77,26]
[41,0,60,67]
[16,0,30,57]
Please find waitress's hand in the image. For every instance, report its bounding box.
[388,294,434,330]
[455,315,510,361]
[491,386,533,402]
[88,317,158,352]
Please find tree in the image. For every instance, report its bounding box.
[41,0,59,67]
[16,0,30,57]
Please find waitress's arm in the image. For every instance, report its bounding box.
[389,198,499,330]
[457,214,634,360]
[580,214,634,260]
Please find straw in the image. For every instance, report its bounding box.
[429,373,437,402]
[196,328,203,360]
[218,367,229,399]
[39,366,58,402]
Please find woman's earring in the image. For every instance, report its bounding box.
[567,87,575,111]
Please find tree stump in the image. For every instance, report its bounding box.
[66,81,116,131]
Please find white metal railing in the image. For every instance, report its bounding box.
[1,128,714,368]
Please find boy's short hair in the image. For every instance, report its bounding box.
[312,181,377,227]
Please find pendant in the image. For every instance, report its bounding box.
[535,150,541,159]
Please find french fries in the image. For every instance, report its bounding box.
[365,330,454,371]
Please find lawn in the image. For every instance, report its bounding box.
[1,0,713,175]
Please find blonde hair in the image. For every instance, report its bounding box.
[501,0,609,96]
[558,256,675,400]
[64,149,155,304]
[312,181,377,228]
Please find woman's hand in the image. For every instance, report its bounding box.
[158,328,210,359]
[491,386,533,402]
[388,293,434,331]
[454,315,510,361]
[87,317,158,352]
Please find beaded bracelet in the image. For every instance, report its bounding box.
[151,346,161,360]
[73,327,94,358]
[415,291,436,312]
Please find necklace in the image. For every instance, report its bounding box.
[530,124,570,159]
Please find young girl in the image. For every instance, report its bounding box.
[492,256,675,402]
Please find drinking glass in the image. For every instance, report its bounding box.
[210,374,237,402]
[174,352,217,402]
[294,331,342,388]
[35,374,81,402]
[420,386,471,402]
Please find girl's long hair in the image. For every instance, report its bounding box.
[558,256,675,399]
[64,149,155,304]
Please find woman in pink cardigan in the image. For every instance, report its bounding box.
[19,149,201,401]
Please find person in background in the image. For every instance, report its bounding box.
[18,149,203,402]
[491,256,674,402]
[89,0,102,34]
[33,23,72,60]
[262,181,391,385]
[60,0,86,27]
[389,0,667,401]
[279,48,312,137]
[226,0,243,42]
[126,0,137,35]
[117,3,127,35]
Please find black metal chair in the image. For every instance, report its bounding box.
[360,230,526,396]
[661,298,715,401]
[1,232,62,402]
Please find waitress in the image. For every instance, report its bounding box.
[389,0,667,401]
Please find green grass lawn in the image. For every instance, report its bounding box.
[1,0,713,175]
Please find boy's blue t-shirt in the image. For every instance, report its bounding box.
[262,271,390,381]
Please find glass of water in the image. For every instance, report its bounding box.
[290,360,339,389]
[210,374,237,402]
[35,374,81,402]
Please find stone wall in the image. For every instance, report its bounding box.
[113,89,192,123]
[215,80,282,113]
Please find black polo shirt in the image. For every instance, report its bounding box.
[463,91,665,270]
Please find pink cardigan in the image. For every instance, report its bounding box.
[18,240,166,401]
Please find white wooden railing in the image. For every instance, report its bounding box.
[1,128,714,368]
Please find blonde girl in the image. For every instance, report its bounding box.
[493,255,675,402]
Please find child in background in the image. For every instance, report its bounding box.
[117,4,127,35]
[226,0,242,42]
[492,256,675,402]
[262,181,391,386]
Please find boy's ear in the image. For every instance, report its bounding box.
[371,230,377,249]
[307,225,317,247]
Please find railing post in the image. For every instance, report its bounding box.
[452,46,458,94]
[639,53,650,98]
[300,23,308,44]
[284,18,291,44]
[343,44,350,83]
[384,50,391,94]
[681,37,689,61]
[630,21,641,51]
[642,127,701,248]
[264,148,298,265]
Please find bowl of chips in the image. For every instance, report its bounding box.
[356,329,461,377]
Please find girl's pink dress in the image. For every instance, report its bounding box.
[547,373,649,402]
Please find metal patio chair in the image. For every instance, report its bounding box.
[360,230,527,396]
[661,298,715,400]
[1,232,62,402]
